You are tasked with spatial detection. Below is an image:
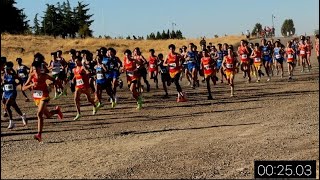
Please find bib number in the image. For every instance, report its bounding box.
[33,90,43,98]
[275,54,281,59]
[204,65,211,70]
[150,64,155,68]
[169,63,176,69]
[288,54,294,58]
[19,73,26,78]
[300,50,305,55]
[226,63,233,68]
[4,84,14,91]
[97,74,104,80]
[160,68,167,73]
[127,71,134,77]
[76,79,84,86]
[254,58,261,63]
[264,51,269,55]
[241,54,247,59]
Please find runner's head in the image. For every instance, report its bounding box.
[124,49,132,58]
[188,43,194,50]
[315,34,319,40]
[182,45,187,52]
[179,48,183,54]
[261,38,266,45]
[4,61,14,73]
[16,57,22,65]
[96,55,103,64]
[249,43,254,49]
[275,41,280,47]
[0,56,7,69]
[109,48,116,57]
[300,35,305,41]
[134,47,141,56]
[201,44,206,50]
[56,50,62,57]
[201,49,208,57]
[168,44,176,52]
[34,52,45,63]
[31,60,43,74]
[227,46,233,56]
[75,56,82,66]
[223,43,228,50]
[192,45,197,51]
[69,49,76,59]
[51,51,57,60]
[254,43,260,50]
[149,49,155,55]
[287,41,292,48]
[100,47,107,56]
[158,53,163,60]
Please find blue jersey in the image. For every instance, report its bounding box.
[3,73,17,99]
[273,47,282,59]
[187,51,197,63]
[95,65,106,84]
[217,51,224,61]
[68,61,76,74]
[262,46,271,57]
[158,60,168,74]
[17,65,28,80]
[102,56,110,66]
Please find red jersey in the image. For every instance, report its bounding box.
[31,73,49,100]
[286,48,295,62]
[148,56,158,72]
[73,66,89,89]
[166,53,181,75]
[253,50,262,63]
[201,57,213,75]
[225,56,235,72]
[238,46,249,62]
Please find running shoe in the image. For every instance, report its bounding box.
[62,88,68,96]
[93,105,100,115]
[136,96,143,110]
[267,78,271,82]
[208,95,213,100]
[21,113,27,126]
[3,111,8,117]
[96,102,103,109]
[73,114,81,120]
[34,133,42,142]
[56,106,63,120]
[25,98,30,102]
[146,84,150,92]
[111,101,116,108]
[7,120,15,129]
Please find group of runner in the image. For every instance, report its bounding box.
[1,35,319,142]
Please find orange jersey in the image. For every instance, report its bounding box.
[306,43,312,54]
[73,66,89,89]
[166,53,181,78]
[124,57,139,82]
[286,48,295,62]
[31,73,49,100]
[201,57,213,75]
[225,56,235,72]
[148,56,158,72]
[299,44,307,56]
[238,46,249,62]
[252,50,262,64]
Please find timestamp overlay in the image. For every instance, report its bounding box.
[254,160,317,179]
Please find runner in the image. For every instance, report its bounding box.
[298,37,308,73]
[67,49,77,93]
[305,36,313,71]
[56,50,68,95]
[273,41,285,78]
[133,47,150,92]
[81,50,96,93]
[250,43,264,82]
[180,45,192,85]
[22,59,63,142]
[248,42,256,77]
[297,35,306,67]
[148,49,159,89]
[164,44,187,102]
[16,58,30,101]
[1,57,8,117]
[94,54,114,108]
[267,40,275,76]
[184,43,198,89]
[2,61,27,129]
[105,48,120,105]
[122,49,143,109]
[157,53,171,98]
[237,40,251,82]
[200,49,216,100]
[285,41,296,80]
[215,43,226,83]
[222,46,240,97]
[72,55,100,120]
[48,51,64,99]
[261,39,272,81]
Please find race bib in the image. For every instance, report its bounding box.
[150,64,155,68]
[19,73,26,78]
[204,65,211,70]
[4,84,14,91]
[97,73,104,80]
[127,71,134,77]
[300,50,305,55]
[288,54,294,58]
[169,63,176,69]
[160,68,167,73]
[254,58,261,62]
[226,63,233,68]
[275,54,281,59]
[33,90,43,98]
[76,79,84,86]
[241,54,247,59]
[264,51,269,55]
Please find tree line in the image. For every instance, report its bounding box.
[146,29,185,40]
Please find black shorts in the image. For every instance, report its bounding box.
[138,68,147,77]
[58,71,67,80]
[161,73,170,82]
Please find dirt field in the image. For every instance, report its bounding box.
[1,38,319,179]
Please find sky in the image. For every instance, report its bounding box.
[15,0,319,38]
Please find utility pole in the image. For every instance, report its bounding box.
[272,14,275,37]
[172,22,176,32]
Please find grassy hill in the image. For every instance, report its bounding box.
[1,34,246,65]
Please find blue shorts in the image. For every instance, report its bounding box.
[106,71,119,79]
[216,60,223,69]
[182,63,188,70]
[263,56,272,63]
[3,91,17,100]
[187,62,196,72]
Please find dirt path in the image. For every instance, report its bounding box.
[1,38,319,179]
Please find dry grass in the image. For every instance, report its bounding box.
[1,34,246,66]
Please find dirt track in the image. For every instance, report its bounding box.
[1,38,319,179]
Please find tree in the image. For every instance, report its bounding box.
[315,29,319,35]
[251,23,262,36]
[78,24,91,38]
[170,30,177,39]
[167,29,170,39]
[176,30,184,39]
[0,0,29,34]
[156,31,161,39]
[281,19,295,37]
[41,4,58,36]
[32,13,41,35]
[126,35,131,40]
[74,1,94,37]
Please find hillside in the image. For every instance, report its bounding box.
[1,34,246,65]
